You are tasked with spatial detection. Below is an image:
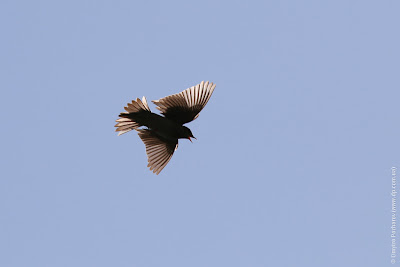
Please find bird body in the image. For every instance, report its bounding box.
[120,112,189,141]
[115,81,216,174]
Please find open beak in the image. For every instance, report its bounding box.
[188,136,196,143]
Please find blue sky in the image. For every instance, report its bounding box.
[1,1,399,266]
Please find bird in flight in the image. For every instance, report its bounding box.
[115,81,216,174]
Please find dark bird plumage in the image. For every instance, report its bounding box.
[115,81,216,174]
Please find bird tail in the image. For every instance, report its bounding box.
[115,96,151,136]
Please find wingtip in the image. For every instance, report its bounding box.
[210,83,216,92]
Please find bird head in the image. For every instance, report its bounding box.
[182,126,196,142]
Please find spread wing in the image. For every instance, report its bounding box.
[152,81,216,125]
[137,129,178,175]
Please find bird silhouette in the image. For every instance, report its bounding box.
[115,81,216,174]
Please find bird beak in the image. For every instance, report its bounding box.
[188,136,196,142]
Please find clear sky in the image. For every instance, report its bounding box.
[1,1,399,266]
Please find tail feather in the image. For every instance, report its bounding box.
[115,97,151,136]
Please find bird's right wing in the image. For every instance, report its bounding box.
[137,129,178,175]
[152,81,216,125]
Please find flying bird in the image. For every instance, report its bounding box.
[115,81,216,174]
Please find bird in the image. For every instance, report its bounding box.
[115,81,216,174]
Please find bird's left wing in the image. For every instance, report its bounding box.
[137,129,178,175]
[152,81,216,125]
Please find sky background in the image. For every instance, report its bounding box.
[1,1,399,266]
